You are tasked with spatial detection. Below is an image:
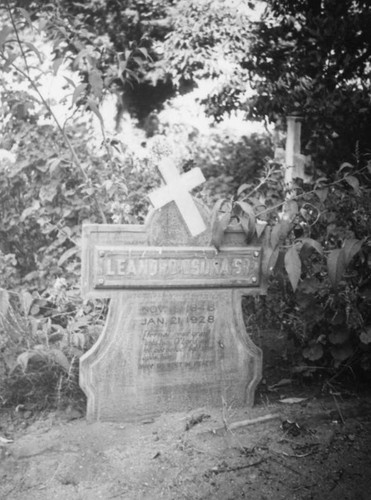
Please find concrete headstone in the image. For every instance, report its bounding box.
[80,158,263,422]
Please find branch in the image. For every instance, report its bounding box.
[1,6,107,223]
[256,166,370,219]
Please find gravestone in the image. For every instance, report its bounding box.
[80,157,263,422]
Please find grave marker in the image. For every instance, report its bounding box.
[275,115,312,186]
[80,158,263,422]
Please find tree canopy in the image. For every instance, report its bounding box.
[244,0,371,170]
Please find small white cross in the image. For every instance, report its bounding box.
[148,158,207,236]
[275,115,312,186]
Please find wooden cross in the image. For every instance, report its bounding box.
[148,158,207,237]
[275,115,312,186]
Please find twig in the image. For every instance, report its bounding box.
[331,393,345,424]
[214,413,281,433]
[256,165,370,218]
[271,448,317,459]
[207,458,266,476]
[268,454,303,476]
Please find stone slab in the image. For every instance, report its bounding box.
[80,192,263,422]
[80,289,262,422]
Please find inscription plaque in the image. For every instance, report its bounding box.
[94,246,261,289]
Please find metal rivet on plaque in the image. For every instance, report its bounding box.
[252,276,257,283]
[253,251,260,258]
[98,278,105,285]
[99,250,105,257]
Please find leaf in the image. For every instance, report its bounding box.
[48,332,65,343]
[281,200,298,221]
[20,200,40,221]
[3,52,18,70]
[18,8,33,27]
[71,332,86,349]
[87,98,104,125]
[270,220,291,249]
[23,42,42,63]
[211,212,231,250]
[58,246,80,267]
[344,175,360,193]
[20,291,33,316]
[210,199,230,250]
[0,26,12,48]
[64,76,76,88]
[48,157,63,176]
[329,328,350,345]
[16,350,45,372]
[302,343,323,361]
[239,213,256,243]
[360,326,371,345]
[268,378,292,390]
[52,57,64,75]
[137,47,150,59]
[330,343,354,363]
[279,397,307,404]
[72,83,87,105]
[256,219,268,238]
[300,238,323,256]
[284,246,301,291]
[342,238,363,266]
[314,188,328,203]
[266,247,280,274]
[0,288,10,316]
[237,183,251,196]
[88,69,104,98]
[235,200,255,218]
[39,183,58,203]
[314,176,329,188]
[338,162,354,174]
[0,436,13,444]
[327,249,347,288]
[49,349,70,372]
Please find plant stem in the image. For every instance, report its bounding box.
[256,167,369,219]
[3,4,107,223]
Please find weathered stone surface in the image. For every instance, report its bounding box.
[146,199,211,246]
[80,161,263,422]
[81,288,261,421]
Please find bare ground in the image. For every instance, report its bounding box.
[1,386,371,500]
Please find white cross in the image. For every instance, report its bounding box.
[148,158,207,237]
[274,115,312,187]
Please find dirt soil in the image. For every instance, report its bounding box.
[1,388,371,500]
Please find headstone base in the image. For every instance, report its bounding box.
[80,289,262,422]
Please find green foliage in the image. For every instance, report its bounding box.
[215,156,371,377]
[194,132,273,204]
[0,5,161,409]
[159,0,371,171]
[162,0,251,87]
[0,282,107,409]
[244,0,371,171]
[6,0,176,121]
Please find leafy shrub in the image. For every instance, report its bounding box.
[212,156,371,379]
[193,131,273,204]
[0,280,108,410]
